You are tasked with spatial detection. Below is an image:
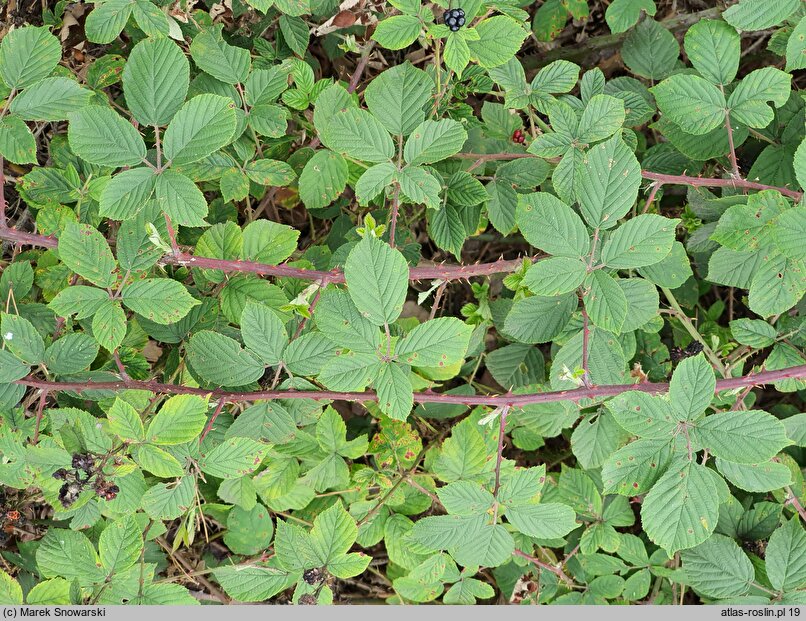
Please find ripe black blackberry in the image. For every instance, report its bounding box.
[303,567,324,585]
[72,453,94,474]
[670,341,704,364]
[52,468,68,480]
[442,7,465,31]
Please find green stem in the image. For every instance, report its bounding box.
[661,286,727,377]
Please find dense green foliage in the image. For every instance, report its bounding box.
[0,0,805,606]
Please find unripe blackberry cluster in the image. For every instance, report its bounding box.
[443,7,465,31]
[52,453,119,508]
[512,129,526,144]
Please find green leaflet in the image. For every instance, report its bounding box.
[372,15,423,50]
[600,214,679,269]
[723,0,800,31]
[10,77,93,121]
[684,19,740,86]
[146,395,208,445]
[0,26,61,89]
[404,119,468,166]
[240,302,288,366]
[651,75,726,136]
[605,0,656,34]
[694,410,791,464]
[343,235,408,326]
[322,108,395,163]
[58,222,117,288]
[375,362,414,421]
[186,330,265,387]
[641,462,719,554]
[299,150,348,209]
[396,317,472,367]
[121,278,199,324]
[575,135,642,229]
[68,105,147,167]
[163,94,237,166]
[190,26,251,85]
[364,62,433,136]
[122,38,189,127]
[621,18,679,80]
[517,192,590,258]
[680,535,755,599]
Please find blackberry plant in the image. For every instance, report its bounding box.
[0,0,805,608]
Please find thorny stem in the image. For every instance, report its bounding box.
[14,364,806,408]
[453,152,802,200]
[0,224,538,282]
[640,171,802,201]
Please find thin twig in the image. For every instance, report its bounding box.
[513,549,574,586]
[199,397,227,444]
[661,286,728,378]
[388,183,401,248]
[641,181,662,214]
[428,282,447,320]
[112,350,130,381]
[720,88,741,179]
[492,405,510,523]
[0,155,6,229]
[163,213,181,257]
[347,41,376,94]
[580,304,591,389]
[785,486,806,524]
[31,389,48,445]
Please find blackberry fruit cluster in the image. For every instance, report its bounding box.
[53,453,119,508]
[512,129,526,144]
[303,567,325,585]
[443,7,465,31]
[670,340,704,364]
